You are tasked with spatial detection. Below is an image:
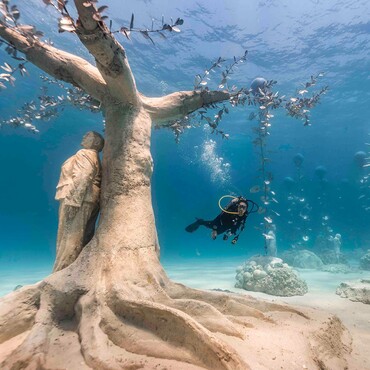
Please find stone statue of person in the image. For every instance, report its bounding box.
[266,224,277,257]
[53,131,104,272]
[331,233,342,263]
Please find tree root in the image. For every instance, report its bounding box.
[108,293,248,370]
[165,298,244,338]
[0,283,249,369]
[76,293,137,370]
[0,284,40,345]
[1,272,346,370]
[1,288,54,369]
[166,281,310,320]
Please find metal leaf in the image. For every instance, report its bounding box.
[59,24,75,32]
[140,30,154,44]
[120,27,131,40]
[1,63,13,72]
[98,5,108,13]
[57,0,65,11]
[59,16,73,25]
[11,6,20,20]
[130,13,134,30]
[174,17,184,25]
[171,26,181,32]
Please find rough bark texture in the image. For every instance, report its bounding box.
[0,24,107,101]
[0,4,353,369]
[74,0,139,105]
[141,90,232,124]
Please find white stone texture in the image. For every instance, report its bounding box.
[336,279,370,304]
[235,255,308,296]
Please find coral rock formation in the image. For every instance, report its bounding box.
[235,256,308,296]
[336,279,370,304]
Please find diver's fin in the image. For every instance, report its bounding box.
[185,218,203,233]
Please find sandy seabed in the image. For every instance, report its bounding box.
[1,256,370,369]
[165,257,370,369]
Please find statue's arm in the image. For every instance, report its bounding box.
[141,90,232,125]
[73,0,138,105]
[0,24,107,102]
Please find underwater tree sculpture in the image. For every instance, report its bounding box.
[0,2,349,370]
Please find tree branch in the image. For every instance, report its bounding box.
[74,0,139,105]
[0,24,107,102]
[141,90,232,125]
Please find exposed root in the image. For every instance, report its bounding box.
[0,285,40,345]
[1,278,251,369]
[166,282,310,320]
[76,293,137,370]
[1,289,54,369]
[166,298,244,338]
[101,304,202,365]
[108,294,249,370]
[0,282,87,369]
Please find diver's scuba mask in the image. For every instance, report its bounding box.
[238,202,247,216]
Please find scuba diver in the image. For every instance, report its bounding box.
[185,196,258,244]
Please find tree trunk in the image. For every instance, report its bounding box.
[98,105,159,259]
[0,103,352,370]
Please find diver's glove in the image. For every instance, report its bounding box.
[231,236,239,244]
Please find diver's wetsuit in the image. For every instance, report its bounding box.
[185,198,247,237]
[200,199,247,234]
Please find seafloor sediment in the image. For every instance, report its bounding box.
[1,257,369,369]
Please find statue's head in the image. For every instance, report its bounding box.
[81,131,104,152]
[353,151,366,168]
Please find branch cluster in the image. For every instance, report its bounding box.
[162,52,327,144]
[0,74,101,132]
[0,0,45,89]
[193,51,248,91]
[0,58,28,89]
[183,51,249,138]
[0,0,44,37]
[117,13,184,44]
[49,0,185,44]
[154,115,192,144]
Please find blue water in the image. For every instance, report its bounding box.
[1,0,370,281]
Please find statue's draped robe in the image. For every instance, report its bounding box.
[266,230,277,257]
[53,148,102,272]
